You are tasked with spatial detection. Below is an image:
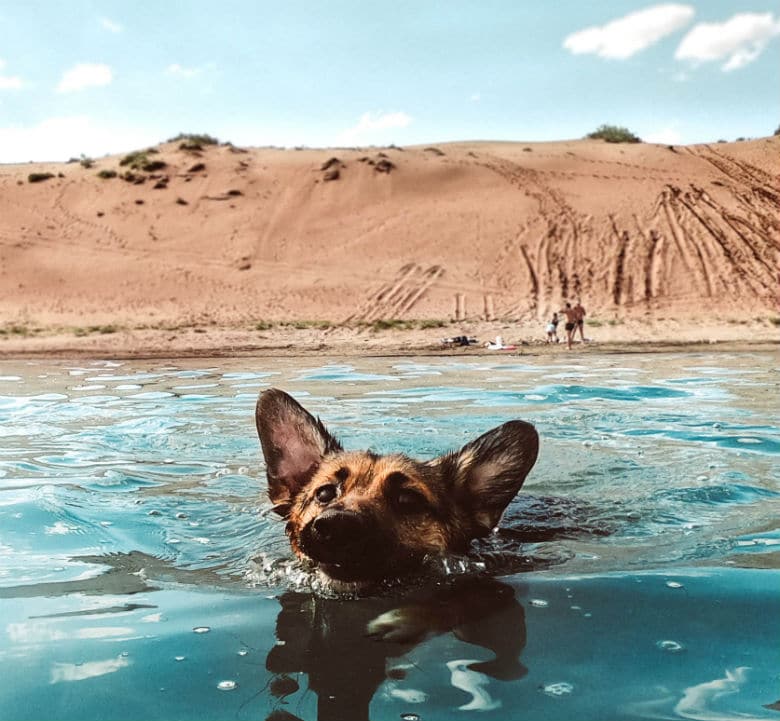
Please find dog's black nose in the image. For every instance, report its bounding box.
[311,510,367,547]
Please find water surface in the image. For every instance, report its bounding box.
[1,353,778,721]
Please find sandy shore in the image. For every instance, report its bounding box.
[1,317,776,360]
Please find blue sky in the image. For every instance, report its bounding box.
[1,1,778,161]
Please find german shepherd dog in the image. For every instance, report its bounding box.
[255,388,539,588]
[256,388,539,720]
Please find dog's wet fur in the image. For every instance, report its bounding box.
[256,388,539,588]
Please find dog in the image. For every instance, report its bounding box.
[255,388,539,588]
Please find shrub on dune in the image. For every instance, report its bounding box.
[586,124,641,143]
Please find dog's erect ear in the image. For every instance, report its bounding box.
[439,420,539,536]
[255,388,342,516]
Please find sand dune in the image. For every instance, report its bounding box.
[1,137,778,348]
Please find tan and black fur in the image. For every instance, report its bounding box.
[256,388,539,585]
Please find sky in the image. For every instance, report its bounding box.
[1,1,779,161]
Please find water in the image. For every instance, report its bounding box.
[1,353,778,721]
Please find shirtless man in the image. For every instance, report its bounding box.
[560,302,577,350]
[573,300,586,342]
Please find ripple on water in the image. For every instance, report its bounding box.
[656,640,685,652]
[542,682,574,697]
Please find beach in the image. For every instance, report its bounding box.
[0,317,777,359]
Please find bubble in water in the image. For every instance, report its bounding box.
[174,655,186,662]
[147,510,161,517]
[192,626,211,634]
[237,649,248,656]
[666,581,684,589]
[217,680,237,691]
[400,714,421,721]
[657,640,685,653]
[530,599,549,608]
[237,466,249,474]
[542,682,574,697]
[175,512,188,519]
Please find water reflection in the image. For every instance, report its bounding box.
[264,578,527,721]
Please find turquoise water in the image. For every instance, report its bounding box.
[1,354,778,721]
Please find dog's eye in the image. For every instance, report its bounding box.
[394,489,427,513]
[315,484,337,504]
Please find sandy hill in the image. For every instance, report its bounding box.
[1,137,778,331]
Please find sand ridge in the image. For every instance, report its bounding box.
[0,137,778,356]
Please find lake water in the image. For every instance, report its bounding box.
[1,353,778,721]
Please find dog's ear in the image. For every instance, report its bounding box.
[437,421,539,536]
[255,389,342,516]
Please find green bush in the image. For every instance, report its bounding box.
[119,151,167,172]
[586,124,641,143]
[120,151,149,168]
[142,160,167,172]
[168,133,220,147]
[80,154,95,168]
[97,169,117,179]
[28,172,55,183]
[774,125,780,136]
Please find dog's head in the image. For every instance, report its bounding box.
[256,388,538,584]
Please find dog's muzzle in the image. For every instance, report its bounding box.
[299,509,389,581]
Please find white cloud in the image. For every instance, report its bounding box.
[0,116,159,162]
[336,111,413,145]
[166,63,201,78]
[0,58,23,90]
[675,12,780,71]
[470,93,481,103]
[56,63,112,93]
[100,17,122,33]
[564,4,695,59]
[644,126,683,144]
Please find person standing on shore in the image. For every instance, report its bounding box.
[573,300,587,342]
[546,312,560,343]
[560,302,577,349]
